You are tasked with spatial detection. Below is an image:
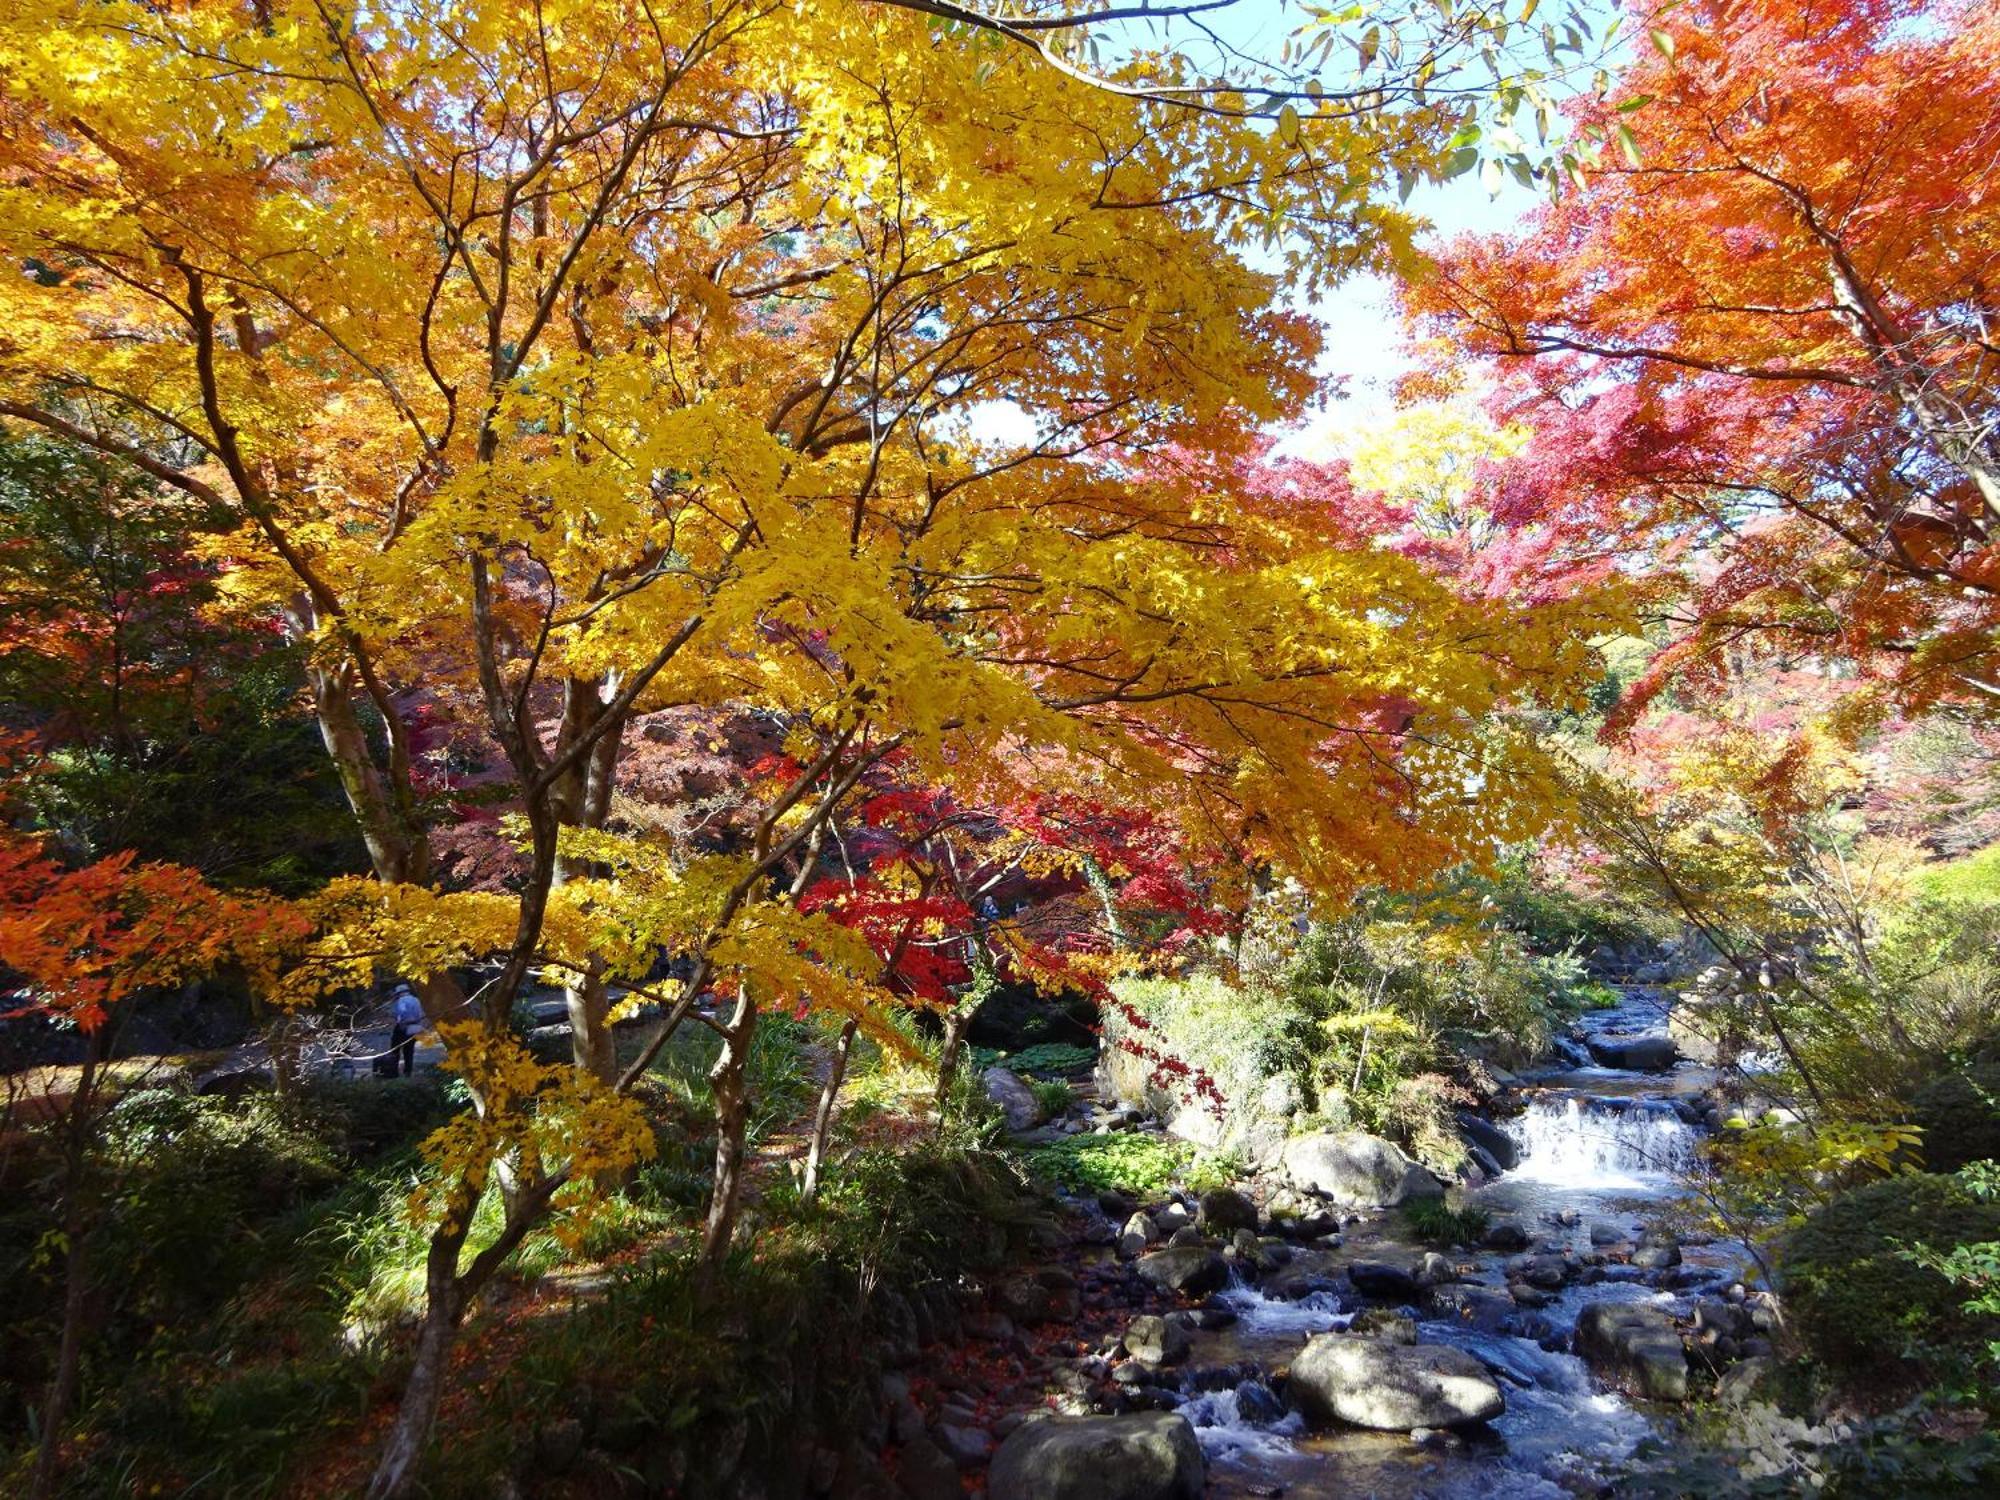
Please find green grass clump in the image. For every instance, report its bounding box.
[1401,1197,1491,1247]
[1020,1131,1231,1197]
[1031,1078,1076,1116]
[1576,980,1625,1011]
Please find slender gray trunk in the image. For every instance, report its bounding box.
[309,662,421,885]
[700,988,757,1275]
[550,675,625,1082]
[28,1180,90,1500]
[802,1018,859,1205]
[29,1042,104,1500]
[363,1235,466,1500]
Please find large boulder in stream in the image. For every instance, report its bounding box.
[1585,1034,1680,1072]
[1457,1112,1521,1171]
[1287,1334,1505,1430]
[1575,1302,1690,1401]
[1346,1259,1420,1300]
[987,1412,1205,1500]
[1134,1246,1229,1297]
[1281,1132,1444,1207]
[982,1067,1047,1131]
[995,1266,1081,1324]
[1197,1186,1259,1233]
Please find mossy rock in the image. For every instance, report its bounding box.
[1780,1172,2000,1373]
[1911,1062,2000,1172]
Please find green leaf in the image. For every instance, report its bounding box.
[1277,103,1302,145]
[1444,146,1480,179]
[1616,122,1642,167]
[1617,94,1654,113]
[1649,27,1676,59]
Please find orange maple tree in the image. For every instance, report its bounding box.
[0,832,301,1034]
[1409,0,2000,727]
[0,826,305,1500]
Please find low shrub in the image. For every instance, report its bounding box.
[1378,1072,1476,1177]
[1107,972,1283,1114]
[1469,859,1661,958]
[419,1141,1042,1498]
[1023,1132,1203,1196]
[971,1041,1097,1076]
[1781,1172,2000,1375]
[1911,1063,2000,1173]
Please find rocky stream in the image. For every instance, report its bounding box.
[915,985,1777,1500]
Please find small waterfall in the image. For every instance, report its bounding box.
[1177,1387,1306,1462]
[1505,1097,1698,1189]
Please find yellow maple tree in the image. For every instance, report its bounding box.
[0,3,1615,1489]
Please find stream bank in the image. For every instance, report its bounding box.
[879,983,1772,1500]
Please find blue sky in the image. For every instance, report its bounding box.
[1295,176,1537,448]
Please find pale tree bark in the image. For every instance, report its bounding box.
[700,986,758,1276]
[934,928,999,1116]
[548,674,627,1083]
[564,966,618,1081]
[363,1224,469,1500]
[307,658,426,888]
[801,1018,859,1206]
[934,1003,975,1115]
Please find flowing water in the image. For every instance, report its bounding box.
[1173,985,1749,1498]
[1504,1096,1700,1191]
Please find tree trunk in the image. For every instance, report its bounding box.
[28,1193,91,1500]
[309,661,421,885]
[564,964,617,1084]
[802,1018,859,1206]
[547,676,625,1082]
[363,1238,466,1500]
[29,1040,104,1500]
[267,1010,305,1099]
[934,1003,975,1117]
[700,988,757,1275]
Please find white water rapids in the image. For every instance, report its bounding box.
[1504,1096,1700,1190]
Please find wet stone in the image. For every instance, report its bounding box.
[1288,1334,1507,1431]
[1347,1259,1420,1299]
[1235,1379,1286,1424]
[932,1422,995,1468]
[1123,1314,1191,1368]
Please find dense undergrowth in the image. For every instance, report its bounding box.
[1106,864,1634,1176]
[0,1014,1041,1497]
